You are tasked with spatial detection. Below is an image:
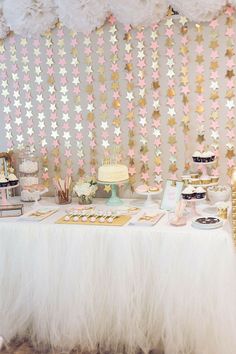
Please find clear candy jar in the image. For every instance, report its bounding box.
[18,146,40,202]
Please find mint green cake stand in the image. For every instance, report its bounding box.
[98,180,129,206]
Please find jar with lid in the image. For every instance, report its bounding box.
[18,146,40,202]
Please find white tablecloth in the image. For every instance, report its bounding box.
[0,199,236,354]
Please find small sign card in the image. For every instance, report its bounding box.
[160,180,184,211]
[129,211,165,226]
[18,206,58,222]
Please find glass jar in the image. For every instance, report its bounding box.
[18,146,40,202]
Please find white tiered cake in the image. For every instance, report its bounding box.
[98,164,129,183]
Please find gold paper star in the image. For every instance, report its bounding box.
[226,70,234,79]
[225,48,234,58]
[210,92,219,100]
[195,55,204,64]
[195,105,204,114]
[226,149,235,159]
[226,90,235,99]
[210,61,218,70]
[124,32,132,41]
[197,135,205,144]
[152,81,160,90]
[125,63,132,71]
[168,136,176,145]
[169,164,177,173]
[113,100,120,109]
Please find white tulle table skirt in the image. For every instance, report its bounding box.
[0,221,236,354]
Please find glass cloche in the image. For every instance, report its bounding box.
[18,146,40,202]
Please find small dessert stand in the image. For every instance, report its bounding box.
[192,160,219,188]
[135,189,163,208]
[0,184,23,217]
[98,180,128,206]
[184,197,206,217]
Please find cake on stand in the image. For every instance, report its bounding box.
[98,161,129,206]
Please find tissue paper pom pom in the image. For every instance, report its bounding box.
[56,0,109,34]
[0,5,9,39]
[109,0,168,27]
[168,0,226,22]
[3,0,57,37]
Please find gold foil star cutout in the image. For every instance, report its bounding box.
[104,185,111,193]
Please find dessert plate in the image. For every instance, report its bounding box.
[191,216,223,230]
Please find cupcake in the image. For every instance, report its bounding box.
[211,175,219,184]
[195,187,206,199]
[8,172,19,186]
[192,151,201,162]
[191,178,200,185]
[190,173,199,179]
[0,173,9,188]
[201,152,209,163]
[207,151,215,162]
[182,175,191,185]
[201,175,211,185]
[182,186,195,200]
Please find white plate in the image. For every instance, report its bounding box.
[191,216,223,230]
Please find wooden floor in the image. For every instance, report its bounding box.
[1,339,164,354]
[0,340,80,354]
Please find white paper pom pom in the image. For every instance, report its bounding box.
[168,0,226,22]
[3,0,57,37]
[109,0,168,27]
[56,0,109,34]
[0,5,9,39]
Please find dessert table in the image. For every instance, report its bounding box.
[0,198,236,354]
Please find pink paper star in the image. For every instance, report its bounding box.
[129,166,136,175]
[136,31,144,41]
[39,130,46,138]
[71,38,78,46]
[62,105,69,113]
[98,56,105,65]
[114,136,121,144]
[76,132,83,140]
[40,147,47,155]
[154,138,161,147]
[62,122,69,130]
[125,53,132,62]
[141,171,149,182]
[127,102,134,110]
[73,87,80,95]
[84,47,92,56]
[150,41,158,50]
[111,45,118,54]
[128,121,135,130]
[78,159,84,167]
[126,72,133,82]
[138,78,146,88]
[60,77,67,85]
[97,37,104,46]
[155,166,162,174]
[42,172,49,180]
[114,109,121,117]
[137,60,145,69]
[128,149,135,158]
[108,15,116,25]
[141,154,148,163]
[73,67,80,76]
[152,71,159,80]
[65,150,72,158]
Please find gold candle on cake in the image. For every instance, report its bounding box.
[231,167,236,245]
